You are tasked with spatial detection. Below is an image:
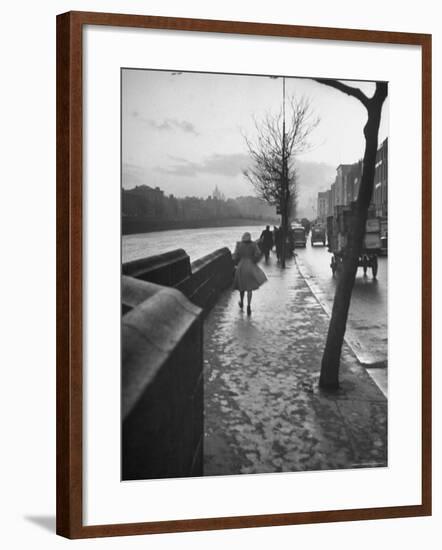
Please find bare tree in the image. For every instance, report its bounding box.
[243,96,319,267]
[314,79,388,389]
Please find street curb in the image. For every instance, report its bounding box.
[294,254,388,399]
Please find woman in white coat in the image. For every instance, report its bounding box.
[232,232,267,315]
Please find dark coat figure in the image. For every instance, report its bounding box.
[301,218,311,235]
[259,225,274,261]
[273,226,282,261]
[232,232,267,315]
[287,228,295,256]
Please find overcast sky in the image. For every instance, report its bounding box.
[122,69,388,202]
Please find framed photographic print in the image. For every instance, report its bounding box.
[56,11,432,538]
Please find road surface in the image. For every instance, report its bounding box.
[295,240,388,395]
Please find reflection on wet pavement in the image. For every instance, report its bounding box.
[203,257,387,477]
[295,245,388,366]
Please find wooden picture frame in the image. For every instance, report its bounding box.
[56,10,432,539]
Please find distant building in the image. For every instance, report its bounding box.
[335,164,353,207]
[329,182,336,214]
[316,138,388,222]
[122,183,279,227]
[317,191,329,223]
[212,185,225,201]
[233,196,277,220]
[373,138,388,217]
[122,185,164,217]
[348,160,363,203]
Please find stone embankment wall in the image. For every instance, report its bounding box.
[123,247,234,313]
[121,248,234,480]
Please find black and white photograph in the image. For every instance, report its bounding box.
[121,68,389,481]
[0,0,438,545]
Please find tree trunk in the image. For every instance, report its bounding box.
[280,159,291,268]
[319,89,386,389]
[280,210,287,268]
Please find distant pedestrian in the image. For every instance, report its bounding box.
[232,232,267,315]
[287,228,295,256]
[274,226,282,262]
[259,225,274,262]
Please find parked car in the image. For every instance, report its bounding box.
[311,225,326,246]
[380,232,388,256]
[291,225,306,248]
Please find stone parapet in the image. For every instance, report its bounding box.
[122,276,203,480]
[122,249,191,287]
[121,246,234,480]
[123,247,234,313]
[178,247,234,311]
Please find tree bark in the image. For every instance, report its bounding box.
[280,208,288,268]
[280,173,292,268]
[318,82,387,389]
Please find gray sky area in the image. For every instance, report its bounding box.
[122,69,388,206]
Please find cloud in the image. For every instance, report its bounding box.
[122,163,145,188]
[155,153,250,178]
[131,112,199,136]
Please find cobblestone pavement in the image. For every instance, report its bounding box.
[203,254,387,476]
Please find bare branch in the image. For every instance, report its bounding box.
[314,78,370,109]
[242,94,319,221]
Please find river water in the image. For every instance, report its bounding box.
[122,225,268,263]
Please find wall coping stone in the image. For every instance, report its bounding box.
[122,248,190,278]
[122,276,202,418]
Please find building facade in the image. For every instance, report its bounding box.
[373,138,388,218]
[317,191,330,223]
[335,164,353,207]
[316,138,388,222]
[122,185,165,218]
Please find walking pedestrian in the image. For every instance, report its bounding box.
[274,226,282,262]
[232,232,267,315]
[259,225,274,262]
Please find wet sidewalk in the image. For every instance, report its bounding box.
[203,255,387,476]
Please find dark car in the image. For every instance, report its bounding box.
[291,225,306,248]
[311,226,326,246]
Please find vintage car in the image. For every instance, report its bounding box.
[327,205,381,279]
[291,224,306,248]
[311,225,326,246]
